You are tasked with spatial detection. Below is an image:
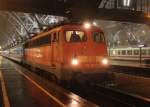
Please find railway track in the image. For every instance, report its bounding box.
[65,81,150,107]
[91,83,150,107]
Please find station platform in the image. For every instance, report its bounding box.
[110,60,150,68]
[0,56,98,107]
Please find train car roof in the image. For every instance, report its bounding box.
[27,23,103,42]
[110,47,150,50]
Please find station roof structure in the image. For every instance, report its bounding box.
[0,0,150,49]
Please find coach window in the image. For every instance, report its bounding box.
[24,42,27,48]
[66,31,85,42]
[148,50,150,55]
[127,50,132,55]
[92,32,105,43]
[142,50,146,55]
[122,50,126,55]
[134,50,139,55]
[112,50,116,55]
[118,50,120,55]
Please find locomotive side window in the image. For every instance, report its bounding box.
[52,32,59,42]
[92,32,105,43]
[44,34,51,44]
[37,34,51,46]
[25,34,51,48]
[58,31,60,41]
[66,31,86,42]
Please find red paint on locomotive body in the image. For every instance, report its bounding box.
[24,24,109,81]
[62,25,107,70]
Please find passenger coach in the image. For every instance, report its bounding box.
[109,47,150,64]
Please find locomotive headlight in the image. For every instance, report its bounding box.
[71,58,79,66]
[102,58,108,65]
[83,22,91,29]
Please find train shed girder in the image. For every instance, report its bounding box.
[0,0,150,49]
[0,11,66,49]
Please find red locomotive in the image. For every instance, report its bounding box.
[4,23,109,82]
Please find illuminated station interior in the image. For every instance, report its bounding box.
[0,0,150,107]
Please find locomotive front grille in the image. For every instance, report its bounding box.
[78,56,102,63]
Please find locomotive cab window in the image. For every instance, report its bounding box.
[66,31,86,42]
[92,32,105,43]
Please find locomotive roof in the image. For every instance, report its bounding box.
[29,23,102,41]
[44,23,100,30]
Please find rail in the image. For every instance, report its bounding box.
[90,83,150,107]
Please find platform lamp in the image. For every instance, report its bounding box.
[138,44,146,64]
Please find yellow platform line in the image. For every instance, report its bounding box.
[0,71,11,107]
[15,68,67,107]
